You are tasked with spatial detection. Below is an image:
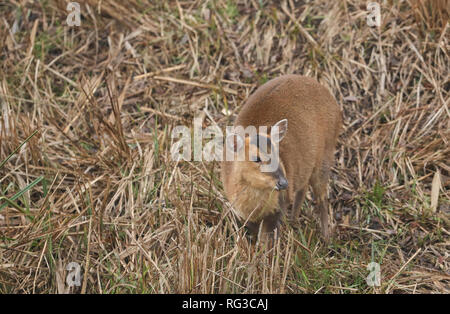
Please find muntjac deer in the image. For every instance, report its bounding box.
[221,74,342,241]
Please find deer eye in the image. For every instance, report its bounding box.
[253,156,262,163]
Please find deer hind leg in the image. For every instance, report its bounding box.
[310,162,332,242]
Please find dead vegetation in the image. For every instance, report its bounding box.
[0,0,448,293]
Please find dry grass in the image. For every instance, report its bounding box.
[0,0,449,294]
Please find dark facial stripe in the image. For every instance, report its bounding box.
[269,165,285,179]
[250,134,273,153]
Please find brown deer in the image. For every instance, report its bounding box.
[221,74,342,241]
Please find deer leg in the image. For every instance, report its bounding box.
[310,165,332,242]
[291,188,306,221]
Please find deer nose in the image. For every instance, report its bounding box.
[276,177,288,190]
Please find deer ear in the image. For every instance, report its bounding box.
[271,119,288,143]
[226,132,244,153]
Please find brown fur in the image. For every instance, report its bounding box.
[222,74,342,240]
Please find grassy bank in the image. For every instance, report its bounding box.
[0,0,448,293]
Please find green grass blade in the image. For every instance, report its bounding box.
[0,176,44,211]
[0,129,39,170]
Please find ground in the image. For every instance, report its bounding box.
[0,0,448,293]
